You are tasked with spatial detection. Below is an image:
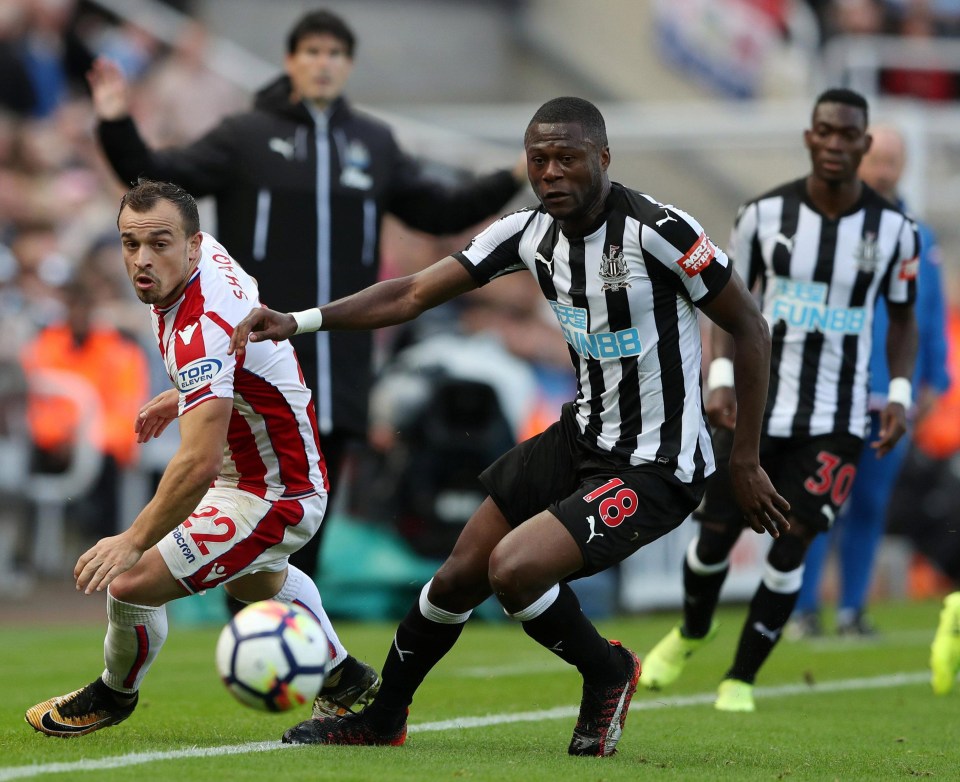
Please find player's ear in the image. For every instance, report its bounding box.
[600,146,610,171]
[188,231,202,263]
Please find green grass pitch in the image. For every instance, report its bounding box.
[3,599,958,781]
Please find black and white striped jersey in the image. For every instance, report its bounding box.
[730,178,918,440]
[453,182,732,484]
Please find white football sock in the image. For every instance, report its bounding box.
[273,565,347,667]
[507,583,560,622]
[419,579,472,624]
[102,591,168,694]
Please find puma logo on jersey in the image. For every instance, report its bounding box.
[178,323,199,345]
[774,232,795,253]
[535,251,554,275]
[656,209,677,227]
[268,137,295,160]
[585,515,605,544]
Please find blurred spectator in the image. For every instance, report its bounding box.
[8,224,71,327]
[887,291,960,694]
[18,0,95,118]
[880,1,959,101]
[20,275,149,539]
[823,0,886,38]
[885,0,960,35]
[134,20,246,146]
[0,3,38,117]
[887,287,960,582]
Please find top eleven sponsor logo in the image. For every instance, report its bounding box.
[177,357,223,392]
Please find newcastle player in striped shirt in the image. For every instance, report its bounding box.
[643,89,919,712]
[231,97,789,756]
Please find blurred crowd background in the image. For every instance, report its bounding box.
[1,0,958,621]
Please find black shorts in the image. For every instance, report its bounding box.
[479,403,705,578]
[698,428,863,533]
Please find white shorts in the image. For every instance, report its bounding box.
[156,487,327,594]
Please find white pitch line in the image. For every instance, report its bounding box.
[0,671,931,780]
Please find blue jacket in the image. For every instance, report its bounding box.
[869,213,950,407]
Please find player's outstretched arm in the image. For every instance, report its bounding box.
[230,256,478,354]
[700,271,790,538]
[229,307,297,355]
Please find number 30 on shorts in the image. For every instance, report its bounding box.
[803,451,856,507]
[582,478,639,527]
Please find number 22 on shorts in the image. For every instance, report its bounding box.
[182,505,238,555]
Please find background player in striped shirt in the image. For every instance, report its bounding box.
[25,180,377,738]
[230,97,789,756]
[790,123,951,639]
[642,89,919,712]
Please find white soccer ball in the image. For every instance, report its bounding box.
[215,599,332,712]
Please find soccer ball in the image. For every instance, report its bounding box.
[215,599,332,712]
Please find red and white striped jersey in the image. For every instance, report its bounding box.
[150,232,327,500]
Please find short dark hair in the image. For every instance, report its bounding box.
[813,87,869,125]
[118,179,200,237]
[287,9,355,57]
[525,97,608,148]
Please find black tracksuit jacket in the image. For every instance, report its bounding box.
[98,75,521,437]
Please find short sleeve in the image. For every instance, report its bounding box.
[728,202,760,286]
[453,209,535,286]
[172,313,237,414]
[639,205,732,306]
[882,216,919,306]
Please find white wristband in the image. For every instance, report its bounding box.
[707,357,735,391]
[887,377,912,408]
[291,308,323,335]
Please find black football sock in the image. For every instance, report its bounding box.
[681,536,731,639]
[725,579,801,684]
[364,589,469,732]
[515,583,624,684]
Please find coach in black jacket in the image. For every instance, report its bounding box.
[89,9,524,583]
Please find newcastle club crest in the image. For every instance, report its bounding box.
[599,245,630,291]
[854,232,880,273]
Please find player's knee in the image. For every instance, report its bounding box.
[429,566,462,604]
[695,523,740,565]
[430,557,489,611]
[767,532,809,572]
[107,572,143,604]
[487,544,522,598]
